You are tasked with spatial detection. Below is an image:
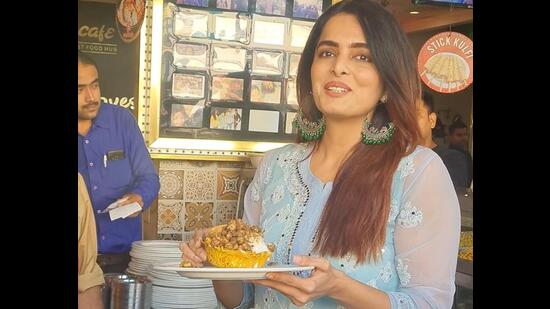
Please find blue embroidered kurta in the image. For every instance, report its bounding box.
[239,143,460,308]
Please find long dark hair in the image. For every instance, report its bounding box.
[296,0,421,263]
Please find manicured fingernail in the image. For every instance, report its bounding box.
[293,256,302,264]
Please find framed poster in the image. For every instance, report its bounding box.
[250,79,282,104]
[293,0,323,19]
[211,44,248,72]
[255,0,286,16]
[172,73,206,99]
[173,42,208,69]
[210,107,243,130]
[216,0,249,11]
[211,76,244,101]
[212,12,251,44]
[252,49,285,75]
[173,9,209,39]
[171,103,204,128]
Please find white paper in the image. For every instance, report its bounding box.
[288,53,301,77]
[174,11,209,38]
[290,23,313,48]
[248,110,279,133]
[173,43,208,69]
[98,197,129,214]
[109,202,142,221]
[252,50,284,75]
[253,20,285,46]
[211,45,247,72]
[214,15,249,43]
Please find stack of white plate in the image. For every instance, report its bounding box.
[126,240,182,277]
[149,265,218,308]
[126,240,218,308]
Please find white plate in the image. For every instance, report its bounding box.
[156,262,314,280]
[132,240,180,246]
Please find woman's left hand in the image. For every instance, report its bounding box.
[251,255,343,307]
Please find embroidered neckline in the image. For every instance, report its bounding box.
[272,143,314,265]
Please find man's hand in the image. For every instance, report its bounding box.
[118,193,143,218]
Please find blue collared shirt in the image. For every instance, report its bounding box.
[78,103,160,254]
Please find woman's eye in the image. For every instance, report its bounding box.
[355,55,370,62]
[319,50,334,57]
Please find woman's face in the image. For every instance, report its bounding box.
[310,13,384,121]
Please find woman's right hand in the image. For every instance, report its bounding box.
[180,228,209,267]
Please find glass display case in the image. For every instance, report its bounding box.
[138,0,331,161]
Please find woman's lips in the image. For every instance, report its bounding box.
[324,81,351,97]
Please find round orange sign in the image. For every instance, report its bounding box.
[418,31,473,93]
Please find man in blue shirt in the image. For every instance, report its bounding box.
[417,90,470,188]
[448,119,473,188]
[78,52,160,273]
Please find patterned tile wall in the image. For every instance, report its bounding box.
[157,159,256,240]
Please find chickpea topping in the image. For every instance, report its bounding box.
[204,219,274,252]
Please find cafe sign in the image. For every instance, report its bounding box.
[78,1,141,115]
[418,31,473,93]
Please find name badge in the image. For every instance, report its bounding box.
[107,150,125,161]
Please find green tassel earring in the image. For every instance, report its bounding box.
[293,108,326,141]
[361,120,395,145]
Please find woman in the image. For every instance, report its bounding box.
[181,0,460,308]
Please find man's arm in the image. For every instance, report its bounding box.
[78,174,105,308]
[123,111,160,211]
